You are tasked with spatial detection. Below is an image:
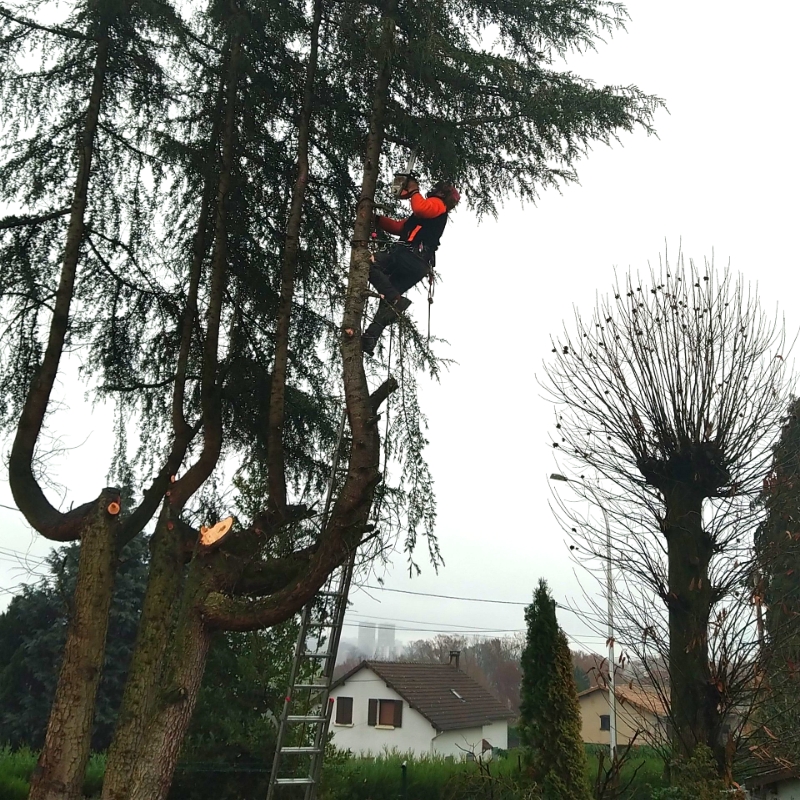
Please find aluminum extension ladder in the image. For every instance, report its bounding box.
[266,410,357,800]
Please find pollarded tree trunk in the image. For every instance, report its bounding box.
[100,508,189,800]
[664,487,721,766]
[29,489,120,800]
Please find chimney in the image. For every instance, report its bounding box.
[449,650,461,670]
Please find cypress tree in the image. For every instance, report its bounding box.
[519,579,591,800]
[755,398,800,760]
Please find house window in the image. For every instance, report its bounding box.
[335,696,353,725]
[378,699,396,726]
[368,698,403,728]
[600,715,610,731]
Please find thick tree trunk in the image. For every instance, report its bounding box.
[664,487,721,766]
[28,490,120,800]
[101,508,188,800]
[127,570,212,800]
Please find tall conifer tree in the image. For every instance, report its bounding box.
[519,580,591,800]
[1,0,663,795]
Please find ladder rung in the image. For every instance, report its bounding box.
[280,746,323,754]
[316,590,344,598]
[305,621,334,628]
[286,715,327,722]
[275,777,315,785]
[293,684,329,690]
[303,652,333,658]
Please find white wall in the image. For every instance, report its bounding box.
[329,668,436,758]
[431,720,508,758]
[482,720,508,750]
[432,727,484,758]
[778,778,800,800]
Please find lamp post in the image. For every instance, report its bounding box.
[550,473,617,763]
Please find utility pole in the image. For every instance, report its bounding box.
[602,504,617,764]
[551,473,616,763]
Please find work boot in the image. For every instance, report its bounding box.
[361,332,378,356]
[392,296,411,313]
[361,296,412,356]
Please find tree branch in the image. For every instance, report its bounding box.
[0,5,87,40]
[370,376,398,412]
[0,207,70,230]
[9,30,110,541]
[170,34,240,511]
[266,0,322,515]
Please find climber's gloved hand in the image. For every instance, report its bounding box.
[399,177,419,199]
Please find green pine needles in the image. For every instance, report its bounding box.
[519,580,591,800]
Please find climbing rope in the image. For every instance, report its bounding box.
[427,264,436,343]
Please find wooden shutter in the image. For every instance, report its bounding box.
[368,698,378,726]
[336,696,353,725]
[393,700,403,728]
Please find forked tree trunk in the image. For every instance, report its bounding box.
[104,2,398,795]
[29,491,119,800]
[664,487,721,766]
[100,509,187,800]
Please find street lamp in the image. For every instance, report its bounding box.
[550,473,617,763]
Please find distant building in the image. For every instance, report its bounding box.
[329,656,515,759]
[746,770,800,799]
[376,623,396,659]
[577,686,666,746]
[357,622,376,656]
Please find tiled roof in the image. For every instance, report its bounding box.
[578,685,667,716]
[332,660,516,732]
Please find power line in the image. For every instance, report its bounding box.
[355,583,584,616]
[341,621,524,635]
[356,583,528,606]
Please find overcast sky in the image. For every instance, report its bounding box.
[2,0,799,660]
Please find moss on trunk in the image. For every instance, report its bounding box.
[29,491,119,800]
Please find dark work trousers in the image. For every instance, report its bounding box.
[369,245,430,303]
[363,245,431,349]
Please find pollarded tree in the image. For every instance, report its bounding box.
[519,579,591,800]
[545,260,790,772]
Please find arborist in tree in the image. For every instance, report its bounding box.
[362,176,460,356]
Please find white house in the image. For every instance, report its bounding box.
[746,770,800,799]
[328,658,515,759]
